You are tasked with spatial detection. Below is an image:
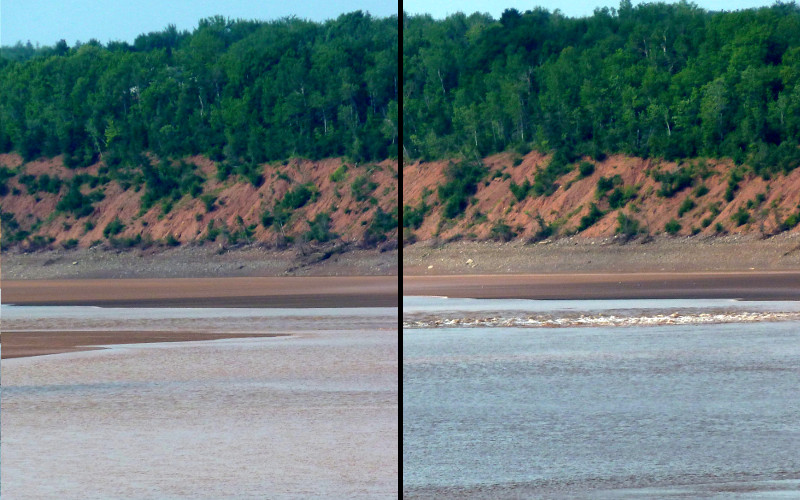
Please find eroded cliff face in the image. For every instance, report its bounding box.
[0,153,398,250]
[402,152,800,243]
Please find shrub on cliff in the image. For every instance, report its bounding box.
[403,201,429,229]
[616,212,642,239]
[364,206,398,245]
[102,217,125,238]
[305,212,337,243]
[665,219,681,235]
[578,203,605,232]
[56,182,100,218]
[489,220,516,241]
[437,160,487,218]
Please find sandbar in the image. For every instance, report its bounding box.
[2,275,398,308]
[403,271,800,301]
[1,330,283,359]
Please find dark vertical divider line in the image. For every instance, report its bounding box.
[397,5,404,485]
[397,9,404,315]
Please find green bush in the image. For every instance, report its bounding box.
[109,234,143,248]
[607,185,637,209]
[329,164,348,183]
[351,175,379,202]
[437,160,487,218]
[103,217,125,238]
[531,155,572,197]
[530,215,554,242]
[678,197,696,217]
[724,170,743,202]
[237,163,264,187]
[665,218,681,235]
[731,206,750,226]
[165,233,180,246]
[279,183,318,210]
[140,159,205,213]
[654,167,693,197]
[578,203,605,232]
[20,173,63,195]
[0,170,16,196]
[305,212,336,243]
[693,184,709,197]
[56,182,103,218]
[260,210,274,228]
[489,220,516,241]
[510,179,532,201]
[595,174,622,198]
[27,235,55,250]
[364,207,397,245]
[200,194,217,212]
[403,201,429,229]
[616,212,642,238]
[780,210,800,231]
[514,142,531,156]
[205,220,221,241]
[216,162,233,182]
[578,161,595,178]
[271,205,290,230]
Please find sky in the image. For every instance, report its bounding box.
[0,0,398,47]
[402,0,783,19]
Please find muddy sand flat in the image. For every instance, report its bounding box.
[1,330,284,359]
[2,275,398,308]
[404,272,800,301]
[1,276,397,358]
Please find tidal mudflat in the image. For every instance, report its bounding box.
[1,302,398,499]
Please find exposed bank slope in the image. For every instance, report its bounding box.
[1,153,398,252]
[402,152,800,243]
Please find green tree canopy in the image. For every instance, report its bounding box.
[0,12,398,164]
[403,2,800,174]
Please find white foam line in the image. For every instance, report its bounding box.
[403,311,800,329]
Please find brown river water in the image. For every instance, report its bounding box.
[1,305,398,499]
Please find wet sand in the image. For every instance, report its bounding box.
[1,330,283,359]
[1,276,397,358]
[403,271,800,300]
[2,276,398,307]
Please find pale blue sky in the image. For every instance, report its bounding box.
[1,0,398,47]
[0,0,785,47]
[402,0,784,19]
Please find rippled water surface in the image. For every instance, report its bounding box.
[403,297,800,498]
[2,305,398,499]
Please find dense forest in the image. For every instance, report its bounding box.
[403,1,800,176]
[0,12,398,165]
[0,12,399,251]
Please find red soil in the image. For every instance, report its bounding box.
[402,152,800,241]
[1,155,398,247]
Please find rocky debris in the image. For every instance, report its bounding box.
[403,232,800,275]
[2,245,398,280]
